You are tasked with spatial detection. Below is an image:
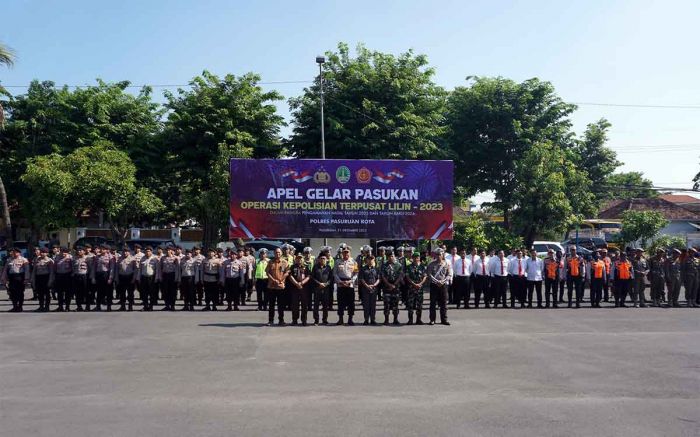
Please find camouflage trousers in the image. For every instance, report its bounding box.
[406,288,424,311]
[383,291,400,313]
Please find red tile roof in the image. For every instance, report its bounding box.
[660,194,700,204]
[598,197,700,220]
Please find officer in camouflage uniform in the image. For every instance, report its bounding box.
[380,252,403,325]
[404,251,427,325]
[648,249,666,307]
[396,247,409,305]
[376,246,387,301]
[665,249,682,307]
[681,249,698,307]
[631,249,649,308]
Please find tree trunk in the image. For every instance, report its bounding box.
[503,207,511,231]
[0,175,13,248]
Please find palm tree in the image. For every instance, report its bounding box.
[0,41,16,248]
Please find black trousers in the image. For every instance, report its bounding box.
[7,273,25,309]
[73,274,88,308]
[35,274,51,310]
[526,280,542,307]
[509,276,526,307]
[95,272,112,308]
[181,276,196,308]
[453,276,470,307]
[196,281,204,304]
[313,286,331,322]
[602,278,610,301]
[116,274,135,307]
[55,273,72,309]
[267,290,286,322]
[429,283,448,322]
[567,276,584,306]
[337,286,355,317]
[224,277,242,307]
[255,279,267,310]
[162,272,178,308]
[474,275,489,307]
[203,281,219,307]
[290,286,309,323]
[138,275,155,309]
[590,278,604,306]
[492,276,508,307]
[544,278,558,306]
[614,279,632,306]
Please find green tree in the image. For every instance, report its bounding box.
[0,41,16,248]
[646,234,686,254]
[511,142,596,247]
[446,77,576,228]
[619,210,669,247]
[161,71,285,247]
[601,171,657,200]
[484,222,523,251]
[21,143,163,239]
[289,43,447,159]
[450,214,489,250]
[573,118,620,200]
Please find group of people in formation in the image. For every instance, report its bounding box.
[1,241,699,326]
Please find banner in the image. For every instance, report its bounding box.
[229,159,453,239]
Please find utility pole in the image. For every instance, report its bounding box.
[316,56,327,246]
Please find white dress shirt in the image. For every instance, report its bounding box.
[453,256,472,277]
[524,258,544,281]
[507,257,526,277]
[488,257,510,277]
[473,257,490,276]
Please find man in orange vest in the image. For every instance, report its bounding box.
[565,247,586,308]
[613,252,635,307]
[588,251,608,308]
[600,249,613,303]
[543,249,560,308]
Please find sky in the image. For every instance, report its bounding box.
[2,0,699,206]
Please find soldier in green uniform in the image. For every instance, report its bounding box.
[648,249,666,307]
[404,252,427,325]
[377,246,388,301]
[681,249,698,307]
[665,248,682,307]
[396,247,409,305]
[381,252,403,325]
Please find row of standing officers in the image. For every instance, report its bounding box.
[2,242,700,325]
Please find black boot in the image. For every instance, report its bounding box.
[407,312,414,325]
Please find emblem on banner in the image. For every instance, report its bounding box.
[335,166,351,184]
[314,168,331,184]
[356,167,372,184]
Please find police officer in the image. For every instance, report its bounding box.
[92,244,115,311]
[427,248,451,325]
[565,247,586,308]
[334,246,357,326]
[115,246,137,311]
[289,254,311,325]
[1,247,30,312]
[32,247,54,312]
[665,249,682,307]
[311,253,333,325]
[265,247,289,325]
[381,251,403,325]
[404,251,427,325]
[53,247,73,311]
[191,246,205,306]
[244,247,256,304]
[221,249,245,311]
[376,246,386,301]
[302,247,315,308]
[72,247,90,311]
[254,248,270,311]
[201,248,222,311]
[136,246,159,311]
[50,244,61,300]
[179,249,199,311]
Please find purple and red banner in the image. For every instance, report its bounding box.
[229,159,453,240]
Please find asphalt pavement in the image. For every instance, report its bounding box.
[1,292,699,437]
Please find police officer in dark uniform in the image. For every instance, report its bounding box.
[54,247,73,311]
[381,252,403,325]
[115,246,137,311]
[311,253,333,325]
[32,247,54,312]
[1,248,30,312]
[72,247,90,311]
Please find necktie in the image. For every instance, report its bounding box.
[462,257,465,275]
[500,259,504,275]
[482,260,485,275]
[518,260,522,276]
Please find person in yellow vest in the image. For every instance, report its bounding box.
[543,249,560,308]
[612,252,635,307]
[588,251,608,308]
[255,248,269,311]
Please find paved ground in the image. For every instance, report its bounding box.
[1,292,699,437]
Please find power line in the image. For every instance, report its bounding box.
[571,102,700,109]
[0,80,313,89]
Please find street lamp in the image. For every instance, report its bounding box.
[316,55,326,159]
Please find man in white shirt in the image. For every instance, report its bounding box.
[445,246,459,305]
[507,249,527,308]
[524,249,545,308]
[488,250,510,308]
[473,249,491,308]
[452,248,472,309]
